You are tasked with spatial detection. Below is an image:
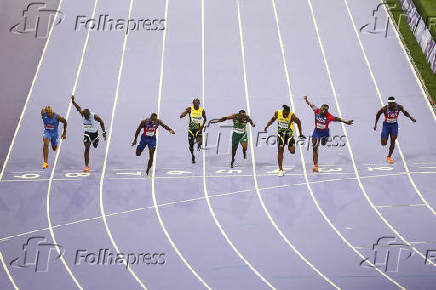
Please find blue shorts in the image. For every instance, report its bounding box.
[43,130,59,147]
[312,128,330,141]
[137,135,156,151]
[381,122,398,139]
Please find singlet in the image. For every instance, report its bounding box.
[233,113,248,134]
[83,112,98,133]
[277,110,294,134]
[384,104,400,124]
[189,106,204,130]
[43,112,59,132]
[314,108,335,131]
[143,118,159,137]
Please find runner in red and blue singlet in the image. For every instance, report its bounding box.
[304,96,353,172]
[132,113,175,176]
[374,96,416,164]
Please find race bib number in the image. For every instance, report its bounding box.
[192,117,202,124]
[84,124,93,129]
[386,118,397,123]
[316,123,326,129]
[45,124,55,130]
[278,122,289,129]
[233,127,245,134]
[146,130,155,137]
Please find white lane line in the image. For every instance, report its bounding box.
[45,0,104,287]
[97,0,148,288]
[307,0,436,276]
[237,1,338,288]
[0,251,19,290]
[0,0,66,182]
[201,0,274,287]
[272,0,403,287]
[150,0,210,288]
[380,0,436,121]
[376,204,425,209]
[344,0,436,218]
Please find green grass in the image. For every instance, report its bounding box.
[411,0,436,40]
[386,0,436,106]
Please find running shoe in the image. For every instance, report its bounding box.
[313,165,319,173]
[387,156,393,164]
[84,166,89,173]
[43,162,49,169]
[278,170,284,177]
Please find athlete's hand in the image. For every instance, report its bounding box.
[252,123,256,128]
[71,95,75,102]
[102,132,107,141]
[410,117,416,123]
[264,126,268,132]
[61,132,66,139]
[169,129,175,134]
[299,134,306,139]
[346,120,354,125]
[304,96,308,101]
[209,120,217,124]
[131,139,137,146]
[373,125,377,131]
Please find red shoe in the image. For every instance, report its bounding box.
[313,165,319,173]
[387,156,393,164]
[84,166,90,173]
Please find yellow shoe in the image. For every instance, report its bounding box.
[387,156,393,164]
[43,162,49,169]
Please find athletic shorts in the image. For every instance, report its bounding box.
[277,131,295,147]
[381,122,398,139]
[232,132,247,147]
[84,131,99,148]
[312,128,330,143]
[188,128,202,141]
[137,134,156,151]
[43,130,59,147]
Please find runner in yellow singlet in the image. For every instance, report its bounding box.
[180,98,207,163]
[264,105,305,177]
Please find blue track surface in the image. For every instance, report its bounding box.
[1,0,436,289]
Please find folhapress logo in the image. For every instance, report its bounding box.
[9,237,64,272]
[10,2,64,38]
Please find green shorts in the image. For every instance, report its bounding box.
[232,132,247,147]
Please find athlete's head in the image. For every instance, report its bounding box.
[238,110,246,120]
[282,105,290,117]
[44,106,54,118]
[388,96,396,109]
[193,98,200,108]
[150,113,158,122]
[83,109,91,120]
[320,104,329,115]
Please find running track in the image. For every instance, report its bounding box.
[1,0,436,289]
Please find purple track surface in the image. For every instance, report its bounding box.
[1,0,436,289]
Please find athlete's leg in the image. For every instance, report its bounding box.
[288,136,295,154]
[241,142,248,159]
[51,135,58,151]
[231,145,237,168]
[43,138,50,163]
[84,143,91,167]
[312,137,319,166]
[278,145,284,171]
[196,134,202,151]
[146,148,155,176]
[388,134,397,157]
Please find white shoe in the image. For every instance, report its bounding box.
[278,170,284,177]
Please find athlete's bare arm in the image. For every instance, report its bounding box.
[264,111,278,132]
[132,120,146,146]
[304,96,316,109]
[180,107,191,119]
[71,95,83,116]
[247,116,255,127]
[56,114,67,139]
[210,114,234,124]
[291,114,305,138]
[200,110,207,131]
[334,117,353,125]
[374,106,387,130]
[399,105,416,122]
[158,119,175,134]
[41,109,45,118]
[94,114,106,140]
